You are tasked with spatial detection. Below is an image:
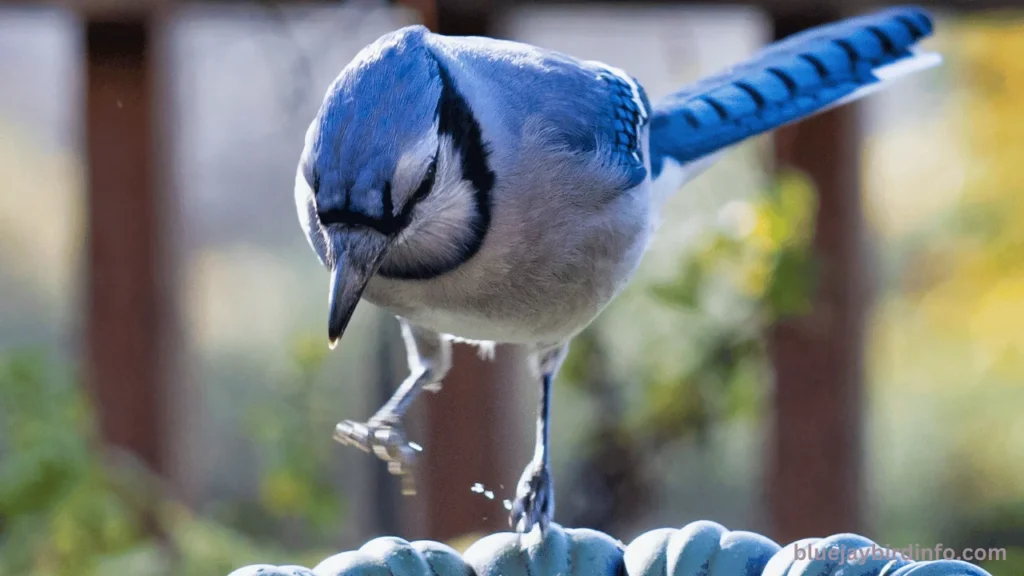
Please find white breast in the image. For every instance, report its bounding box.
[363,137,655,344]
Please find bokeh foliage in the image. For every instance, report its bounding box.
[864,18,1024,575]
[243,335,347,542]
[638,170,817,441]
[0,349,338,576]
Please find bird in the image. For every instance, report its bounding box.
[293,6,940,535]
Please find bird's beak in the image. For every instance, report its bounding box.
[327,228,389,348]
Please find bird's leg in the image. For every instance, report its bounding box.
[511,343,568,535]
[334,320,450,495]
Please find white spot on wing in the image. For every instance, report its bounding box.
[826,50,943,111]
[874,50,943,81]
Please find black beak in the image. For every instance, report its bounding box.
[326,228,388,348]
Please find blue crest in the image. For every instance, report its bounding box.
[304,25,442,226]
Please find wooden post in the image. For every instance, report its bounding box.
[83,13,169,483]
[435,0,502,37]
[767,8,866,544]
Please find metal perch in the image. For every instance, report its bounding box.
[227,520,993,576]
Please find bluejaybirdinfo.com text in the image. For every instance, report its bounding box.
[793,542,1007,565]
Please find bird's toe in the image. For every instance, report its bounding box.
[334,418,420,495]
[509,461,553,534]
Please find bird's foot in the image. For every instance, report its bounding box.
[333,417,420,495]
[510,458,553,535]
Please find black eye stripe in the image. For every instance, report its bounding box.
[317,206,399,236]
[411,157,437,203]
[315,157,438,236]
[394,156,438,227]
[381,181,394,221]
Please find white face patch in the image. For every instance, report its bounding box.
[294,164,315,240]
[384,135,480,274]
[391,129,440,211]
[293,158,331,265]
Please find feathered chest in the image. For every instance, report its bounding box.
[362,159,654,343]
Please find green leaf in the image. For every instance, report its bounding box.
[766,246,818,317]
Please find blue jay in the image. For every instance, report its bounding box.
[294,7,939,534]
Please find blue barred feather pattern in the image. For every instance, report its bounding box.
[649,6,939,184]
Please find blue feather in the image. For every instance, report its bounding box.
[649,6,938,180]
[309,25,441,223]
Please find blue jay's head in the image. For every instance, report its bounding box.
[296,25,475,347]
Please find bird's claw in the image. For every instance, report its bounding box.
[510,459,553,535]
[334,418,419,495]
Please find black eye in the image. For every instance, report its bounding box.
[411,159,437,203]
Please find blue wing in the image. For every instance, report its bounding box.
[590,66,652,189]
[426,35,653,190]
[649,6,939,182]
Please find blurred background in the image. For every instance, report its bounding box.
[1,0,1023,574]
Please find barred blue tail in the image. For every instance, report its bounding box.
[649,6,940,197]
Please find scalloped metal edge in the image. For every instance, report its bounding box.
[227,520,994,576]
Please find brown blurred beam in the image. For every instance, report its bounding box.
[417,346,519,541]
[7,0,166,17]
[435,0,505,36]
[767,10,865,544]
[83,15,168,480]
